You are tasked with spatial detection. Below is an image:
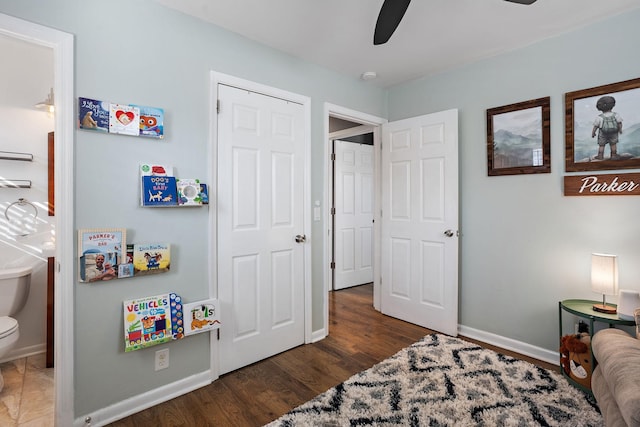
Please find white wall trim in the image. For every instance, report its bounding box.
[0,344,45,364]
[74,371,211,427]
[459,325,559,366]
[0,13,75,427]
[310,328,327,343]
[329,124,374,141]
[207,72,220,384]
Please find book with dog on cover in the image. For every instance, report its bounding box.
[141,175,178,206]
[140,164,176,206]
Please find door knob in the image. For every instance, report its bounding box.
[444,229,455,237]
[295,234,306,243]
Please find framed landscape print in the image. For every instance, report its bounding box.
[565,77,640,172]
[486,97,551,176]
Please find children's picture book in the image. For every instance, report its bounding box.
[133,105,164,139]
[78,228,126,283]
[109,103,140,136]
[118,263,134,279]
[78,97,109,132]
[140,164,175,206]
[139,163,173,177]
[125,244,134,264]
[133,243,171,276]
[199,183,209,205]
[123,292,184,352]
[176,178,203,206]
[183,299,221,336]
[117,243,135,278]
[142,175,178,206]
[79,98,165,139]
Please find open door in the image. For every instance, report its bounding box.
[380,109,459,336]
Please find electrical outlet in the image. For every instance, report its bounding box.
[155,348,169,371]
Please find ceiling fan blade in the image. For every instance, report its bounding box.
[374,0,411,45]
[504,0,537,4]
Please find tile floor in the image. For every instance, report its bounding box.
[0,354,54,426]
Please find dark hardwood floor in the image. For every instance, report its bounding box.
[108,284,557,426]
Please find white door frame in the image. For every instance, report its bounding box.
[322,103,386,337]
[0,13,75,427]
[209,72,312,378]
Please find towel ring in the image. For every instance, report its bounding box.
[4,198,38,222]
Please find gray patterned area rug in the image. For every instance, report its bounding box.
[266,334,603,426]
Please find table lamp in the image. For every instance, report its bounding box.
[591,253,618,314]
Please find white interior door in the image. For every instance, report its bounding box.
[217,84,305,374]
[380,109,459,336]
[333,140,374,290]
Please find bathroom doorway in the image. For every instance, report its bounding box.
[0,32,55,424]
[0,13,75,427]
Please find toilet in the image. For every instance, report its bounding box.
[0,265,32,392]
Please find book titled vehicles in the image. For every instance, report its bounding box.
[123,292,184,352]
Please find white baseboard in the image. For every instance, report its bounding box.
[458,325,559,366]
[0,344,45,364]
[310,328,327,343]
[74,371,211,427]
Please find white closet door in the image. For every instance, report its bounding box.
[217,84,305,374]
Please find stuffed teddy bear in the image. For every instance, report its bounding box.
[560,333,592,388]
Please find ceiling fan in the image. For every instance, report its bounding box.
[373,0,538,45]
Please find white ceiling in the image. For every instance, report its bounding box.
[153,0,640,88]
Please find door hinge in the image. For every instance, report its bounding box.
[217,99,220,114]
[331,153,336,161]
[330,262,335,269]
[331,207,336,215]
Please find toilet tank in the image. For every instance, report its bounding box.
[0,265,32,316]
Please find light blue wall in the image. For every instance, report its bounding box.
[388,10,640,352]
[0,0,386,417]
[3,0,640,420]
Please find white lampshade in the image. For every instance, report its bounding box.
[591,253,619,295]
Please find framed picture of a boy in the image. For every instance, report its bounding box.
[565,77,640,172]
